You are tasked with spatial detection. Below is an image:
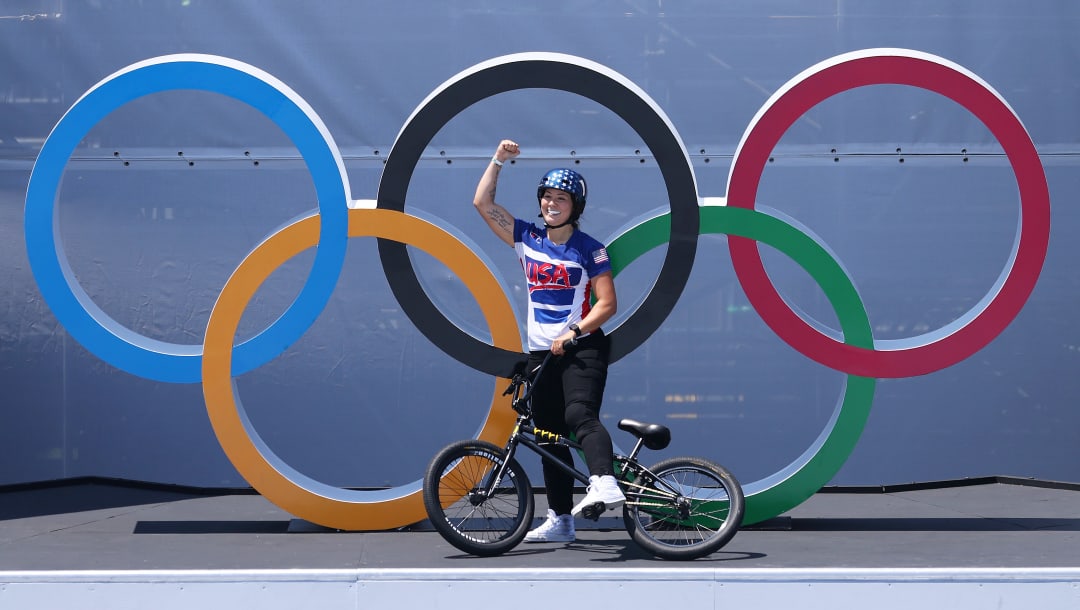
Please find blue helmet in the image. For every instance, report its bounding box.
[536,168,588,214]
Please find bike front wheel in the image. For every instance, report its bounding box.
[423,439,534,557]
[622,456,744,560]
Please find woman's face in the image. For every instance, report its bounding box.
[539,188,574,225]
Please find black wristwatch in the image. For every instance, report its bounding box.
[569,324,582,337]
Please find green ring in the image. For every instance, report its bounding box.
[606,205,876,525]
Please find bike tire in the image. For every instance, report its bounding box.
[423,439,534,557]
[622,456,744,560]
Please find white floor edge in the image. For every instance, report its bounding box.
[2,567,1079,609]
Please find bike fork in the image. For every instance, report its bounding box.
[476,434,521,499]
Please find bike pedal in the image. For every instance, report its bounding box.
[581,501,605,521]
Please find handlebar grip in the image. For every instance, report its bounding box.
[503,374,523,396]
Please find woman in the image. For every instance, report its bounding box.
[472,139,624,543]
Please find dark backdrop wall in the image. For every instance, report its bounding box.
[2,1,1077,490]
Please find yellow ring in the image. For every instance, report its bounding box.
[202,208,520,530]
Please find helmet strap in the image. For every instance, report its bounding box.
[538,205,580,230]
[538,211,573,230]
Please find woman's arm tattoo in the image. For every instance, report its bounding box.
[486,206,513,232]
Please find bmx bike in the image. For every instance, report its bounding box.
[422,347,745,560]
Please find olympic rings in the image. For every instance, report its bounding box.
[376,52,699,377]
[726,49,1051,377]
[607,205,876,524]
[23,49,1050,530]
[202,208,520,530]
[24,54,351,383]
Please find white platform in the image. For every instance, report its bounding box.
[1,479,1078,608]
[2,567,1079,609]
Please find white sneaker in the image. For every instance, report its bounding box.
[572,475,626,518]
[523,509,575,543]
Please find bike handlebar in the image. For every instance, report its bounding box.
[502,335,582,407]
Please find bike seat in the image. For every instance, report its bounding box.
[617,419,671,450]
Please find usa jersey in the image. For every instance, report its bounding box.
[513,218,612,351]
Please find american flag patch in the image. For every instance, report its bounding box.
[592,247,610,264]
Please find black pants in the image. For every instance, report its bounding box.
[527,331,614,516]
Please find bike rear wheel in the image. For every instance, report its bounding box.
[622,456,744,560]
[423,439,534,556]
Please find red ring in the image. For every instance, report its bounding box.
[726,50,1050,378]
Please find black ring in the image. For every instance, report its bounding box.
[376,53,699,377]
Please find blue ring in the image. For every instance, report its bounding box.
[24,56,349,383]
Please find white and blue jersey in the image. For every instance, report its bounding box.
[513,218,612,351]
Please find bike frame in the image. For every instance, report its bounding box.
[505,424,591,486]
